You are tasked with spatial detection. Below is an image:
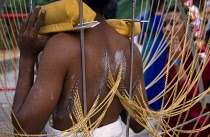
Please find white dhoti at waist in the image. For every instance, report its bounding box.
[44,116,123,137]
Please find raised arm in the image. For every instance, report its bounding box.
[12,6,69,134]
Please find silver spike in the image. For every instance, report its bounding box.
[140,20,149,22]
[29,0,33,12]
[74,0,100,117]
[125,20,149,23]
[73,21,100,30]
[126,0,136,137]
[79,0,87,117]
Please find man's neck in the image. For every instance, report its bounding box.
[95,14,106,23]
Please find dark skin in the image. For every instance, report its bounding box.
[12,6,147,135]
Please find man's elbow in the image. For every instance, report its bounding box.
[12,114,27,135]
[11,114,41,135]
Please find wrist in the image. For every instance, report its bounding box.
[19,54,37,64]
[20,52,38,60]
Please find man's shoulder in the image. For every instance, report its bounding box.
[48,32,80,44]
[42,32,81,62]
[45,32,80,52]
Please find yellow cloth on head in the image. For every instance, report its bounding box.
[106,19,141,38]
[39,0,141,37]
[39,0,96,34]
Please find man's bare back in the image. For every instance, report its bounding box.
[43,16,145,131]
[12,4,146,135]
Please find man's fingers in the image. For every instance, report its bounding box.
[26,6,41,30]
[33,9,46,34]
[38,34,50,49]
[19,13,32,35]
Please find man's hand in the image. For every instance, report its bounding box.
[18,6,47,58]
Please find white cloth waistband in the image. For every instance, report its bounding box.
[44,116,123,137]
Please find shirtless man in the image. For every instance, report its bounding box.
[12,0,147,135]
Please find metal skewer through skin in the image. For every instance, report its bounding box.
[126,0,136,136]
[79,0,87,116]
[76,0,100,117]
[160,111,210,135]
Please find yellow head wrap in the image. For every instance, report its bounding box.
[39,0,96,34]
[39,0,141,38]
